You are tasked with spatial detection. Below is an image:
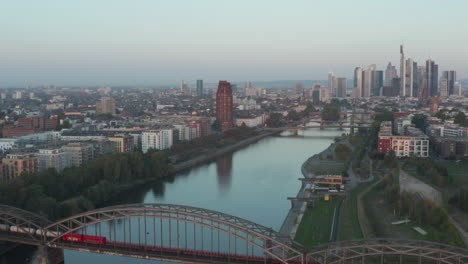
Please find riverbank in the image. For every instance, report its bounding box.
[279,138,344,238]
[174,130,279,173]
[100,130,280,206]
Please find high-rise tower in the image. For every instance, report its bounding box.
[196,79,203,97]
[426,60,439,97]
[336,78,347,98]
[328,72,336,97]
[442,71,456,95]
[216,81,233,132]
[385,62,398,87]
[354,67,363,98]
[400,45,406,97]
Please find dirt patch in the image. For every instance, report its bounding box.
[399,170,442,204]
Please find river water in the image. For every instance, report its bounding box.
[56,129,344,264]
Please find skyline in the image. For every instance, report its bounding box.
[1,0,467,86]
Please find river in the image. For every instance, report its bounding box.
[35,129,344,264]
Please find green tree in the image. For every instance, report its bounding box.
[412,114,427,130]
[265,113,284,127]
[287,110,300,121]
[335,144,351,161]
[321,103,340,121]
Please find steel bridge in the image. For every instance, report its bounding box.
[265,119,374,132]
[1,203,468,264]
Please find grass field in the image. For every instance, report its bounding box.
[337,181,376,240]
[440,161,468,186]
[294,197,342,247]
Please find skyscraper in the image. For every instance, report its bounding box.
[412,61,419,97]
[439,78,448,97]
[180,80,190,95]
[354,67,363,98]
[336,78,347,98]
[417,66,426,98]
[400,45,406,96]
[403,58,414,97]
[328,72,336,97]
[372,70,384,96]
[196,79,203,97]
[216,81,233,132]
[385,62,397,87]
[442,71,456,95]
[426,60,439,96]
[363,64,376,98]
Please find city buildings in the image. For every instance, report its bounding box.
[216,81,233,132]
[108,135,134,153]
[96,97,116,115]
[36,148,72,172]
[2,117,58,138]
[141,129,174,153]
[378,121,429,158]
[1,154,38,181]
[61,143,94,167]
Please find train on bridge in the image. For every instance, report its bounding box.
[0,223,106,244]
[0,222,306,264]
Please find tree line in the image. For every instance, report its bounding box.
[0,150,172,220]
[404,157,452,187]
[0,127,261,220]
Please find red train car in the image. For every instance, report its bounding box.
[63,233,106,245]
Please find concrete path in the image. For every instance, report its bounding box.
[449,216,468,247]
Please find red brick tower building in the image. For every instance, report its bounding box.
[216,81,233,132]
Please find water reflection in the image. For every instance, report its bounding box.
[216,152,233,190]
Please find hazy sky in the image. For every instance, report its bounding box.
[1,0,467,87]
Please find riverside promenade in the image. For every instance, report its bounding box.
[278,141,340,238]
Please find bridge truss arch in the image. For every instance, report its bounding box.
[43,203,304,263]
[306,238,468,264]
[0,204,52,242]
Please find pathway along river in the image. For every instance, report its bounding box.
[55,129,343,263]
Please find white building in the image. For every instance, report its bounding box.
[36,148,72,172]
[0,139,16,152]
[235,114,266,127]
[394,116,412,135]
[440,78,448,97]
[141,129,173,153]
[391,134,429,158]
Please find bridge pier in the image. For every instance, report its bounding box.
[37,246,64,264]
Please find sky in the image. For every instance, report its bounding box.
[1,0,467,87]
